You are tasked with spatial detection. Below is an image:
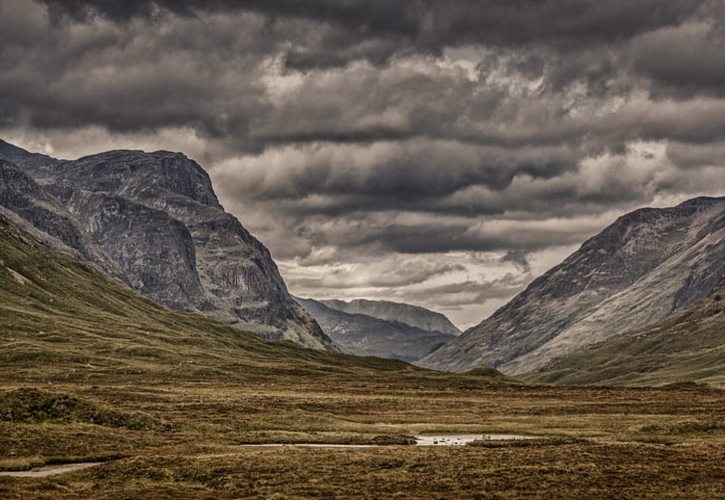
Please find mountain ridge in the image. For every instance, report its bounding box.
[316,297,461,336]
[295,296,456,362]
[420,196,725,374]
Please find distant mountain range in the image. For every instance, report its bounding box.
[315,298,461,336]
[0,139,333,351]
[420,196,725,375]
[295,297,459,361]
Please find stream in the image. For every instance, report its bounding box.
[0,462,103,478]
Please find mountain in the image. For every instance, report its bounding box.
[295,297,456,362]
[523,278,725,386]
[0,140,334,351]
[317,298,461,336]
[0,213,418,380]
[420,197,725,374]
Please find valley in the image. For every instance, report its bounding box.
[3,2,725,497]
[1,142,723,499]
[0,213,723,498]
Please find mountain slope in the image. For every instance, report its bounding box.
[420,197,725,374]
[523,279,725,386]
[296,297,456,362]
[0,142,333,351]
[0,214,412,381]
[0,158,123,274]
[317,298,461,336]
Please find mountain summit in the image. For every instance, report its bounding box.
[420,197,725,374]
[0,140,334,350]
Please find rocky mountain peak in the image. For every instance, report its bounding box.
[0,140,334,351]
[48,149,221,210]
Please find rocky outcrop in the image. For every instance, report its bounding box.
[296,296,455,362]
[0,141,334,351]
[420,197,725,374]
[0,159,116,271]
[318,298,461,336]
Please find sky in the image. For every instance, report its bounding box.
[2,0,725,328]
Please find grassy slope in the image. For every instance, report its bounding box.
[523,281,725,386]
[0,214,449,383]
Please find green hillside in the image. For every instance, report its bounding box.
[0,215,441,383]
[524,280,725,386]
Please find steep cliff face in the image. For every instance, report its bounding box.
[0,159,113,269]
[296,297,455,362]
[0,142,334,351]
[51,187,206,312]
[420,197,725,374]
[318,298,461,336]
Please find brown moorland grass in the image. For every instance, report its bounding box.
[0,379,723,499]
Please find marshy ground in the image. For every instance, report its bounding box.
[0,373,723,499]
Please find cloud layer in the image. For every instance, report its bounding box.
[2,0,725,326]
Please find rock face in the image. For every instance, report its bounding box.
[295,297,456,362]
[0,158,114,270]
[0,140,334,351]
[317,298,461,336]
[420,197,725,374]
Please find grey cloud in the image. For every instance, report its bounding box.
[501,250,531,273]
[40,0,702,49]
[401,274,528,308]
[286,260,464,290]
[630,21,725,97]
[213,140,578,206]
[278,211,608,257]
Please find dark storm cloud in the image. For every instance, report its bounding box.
[3,0,725,319]
[4,0,724,155]
[41,0,702,47]
[630,21,725,97]
[213,141,578,206]
[270,211,609,258]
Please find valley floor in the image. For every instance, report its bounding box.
[1,372,723,499]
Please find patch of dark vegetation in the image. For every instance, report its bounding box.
[660,381,717,392]
[370,434,416,445]
[639,420,724,435]
[465,366,516,382]
[0,388,160,430]
[467,436,586,448]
